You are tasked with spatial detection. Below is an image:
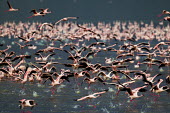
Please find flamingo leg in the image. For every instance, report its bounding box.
[116,90,120,96]
[50,87,56,95]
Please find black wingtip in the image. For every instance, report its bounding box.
[139,88,147,92]
[165,88,170,93]
[18,100,22,103]
[104,89,109,92]
[73,99,78,101]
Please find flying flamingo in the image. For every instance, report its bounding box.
[74,89,108,108]
[163,16,170,22]
[27,9,45,18]
[5,1,19,12]
[54,17,79,25]
[157,10,170,17]
[74,89,108,101]
[39,8,51,14]
[150,79,170,94]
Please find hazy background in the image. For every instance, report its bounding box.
[0,0,170,23]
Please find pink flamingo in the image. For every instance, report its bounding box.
[5,0,19,12]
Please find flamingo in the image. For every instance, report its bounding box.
[160,16,170,22]
[42,72,71,87]
[27,9,45,18]
[39,8,51,14]
[14,42,32,49]
[125,85,147,101]
[54,17,79,25]
[157,10,170,17]
[118,81,147,101]
[74,89,108,101]
[105,80,135,95]
[5,1,19,12]
[19,99,37,109]
[82,76,105,88]
[150,79,170,93]
[35,53,55,62]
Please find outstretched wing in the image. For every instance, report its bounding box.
[7,1,12,9]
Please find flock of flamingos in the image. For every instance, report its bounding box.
[1,0,170,110]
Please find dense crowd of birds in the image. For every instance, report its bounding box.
[1,0,170,110]
[0,19,170,109]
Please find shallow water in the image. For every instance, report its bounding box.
[1,78,170,113]
[0,33,170,113]
[0,0,170,112]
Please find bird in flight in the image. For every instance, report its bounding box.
[27,9,46,18]
[5,1,19,12]
[74,89,108,101]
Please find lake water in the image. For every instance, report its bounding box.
[1,0,170,113]
[0,29,170,113]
